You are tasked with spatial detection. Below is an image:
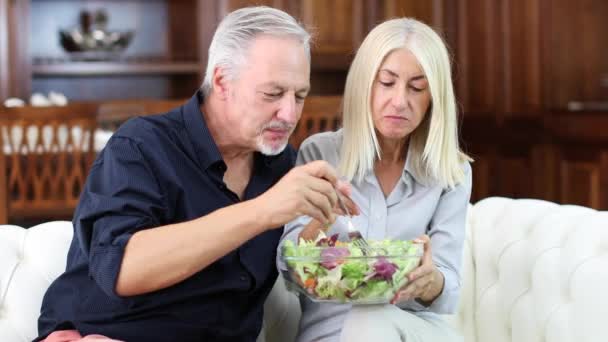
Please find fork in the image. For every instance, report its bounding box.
[335,189,371,251]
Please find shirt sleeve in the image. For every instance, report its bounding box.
[399,162,473,314]
[73,136,168,299]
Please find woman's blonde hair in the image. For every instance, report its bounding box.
[339,18,472,188]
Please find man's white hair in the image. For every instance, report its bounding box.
[201,6,311,96]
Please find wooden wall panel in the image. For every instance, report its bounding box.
[0,0,8,101]
[219,0,287,15]
[380,0,434,23]
[602,152,608,209]
[451,0,501,116]
[547,0,608,109]
[168,2,200,61]
[559,155,602,209]
[300,0,362,52]
[468,149,493,202]
[502,0,543,114]
[299,0,364,70]
[448,0,546,116]
[0,0,30,100]
[498,157,535,199]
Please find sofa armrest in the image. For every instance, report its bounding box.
[0,221,73,342]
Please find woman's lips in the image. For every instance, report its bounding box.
[384,115,408,122]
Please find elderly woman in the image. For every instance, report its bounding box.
[279,18,472,342]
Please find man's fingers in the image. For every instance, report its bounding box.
[299,220,327,241]
[336,179,352,197]
[303,188,335,224]
[300,160,338,186]
[304,176,338,210]
[338,191,360,216]
[304,203,331,227]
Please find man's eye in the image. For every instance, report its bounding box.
[264,92,282,98]
[295,95,306,103]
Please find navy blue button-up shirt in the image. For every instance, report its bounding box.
[37,92,296,342]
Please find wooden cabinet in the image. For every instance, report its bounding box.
[1,0,207,101]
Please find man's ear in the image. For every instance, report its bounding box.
[212,66,230,100]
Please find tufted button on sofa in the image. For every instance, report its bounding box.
[1,198,607,342]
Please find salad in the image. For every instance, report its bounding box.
[281,233,422,304]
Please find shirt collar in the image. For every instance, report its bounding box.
[363,139,424,186]
[402,142,424,185]
[182,90,223,171]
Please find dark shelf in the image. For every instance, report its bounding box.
[32,60,201,76]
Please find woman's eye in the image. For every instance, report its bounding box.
[410,86,424,92]
[379,81,394,87]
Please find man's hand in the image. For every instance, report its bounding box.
[255,160,358,230]
[298,178,358,241]
[390,235,445,305]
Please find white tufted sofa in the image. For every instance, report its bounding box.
[1,197,607,342]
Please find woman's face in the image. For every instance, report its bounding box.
[371,48,431,143]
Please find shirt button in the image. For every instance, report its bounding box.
[240,273,248,281]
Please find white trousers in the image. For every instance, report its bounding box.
[339,305,462,342]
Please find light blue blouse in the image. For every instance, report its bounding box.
[278,129,472,342]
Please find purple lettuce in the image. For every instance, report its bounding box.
[320,247,350,269]
[372,257,398,281]
[316,233,339,247]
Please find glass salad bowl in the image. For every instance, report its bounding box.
[280,235,423,304]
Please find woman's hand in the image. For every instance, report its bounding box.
[390,235,445,305]
[298,179,359,241]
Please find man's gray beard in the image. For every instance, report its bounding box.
[256,121,293,156]
[256,137,288,156]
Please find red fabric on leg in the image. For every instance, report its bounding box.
[41,330,124,342]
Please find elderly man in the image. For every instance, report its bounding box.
[37,6,354,342]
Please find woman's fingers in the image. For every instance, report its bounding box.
[391,275,432,304]
[391,236,436,305]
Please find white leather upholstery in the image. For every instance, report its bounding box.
[0,221,72,342]
[1,198,607,342]
[466,198,608,342]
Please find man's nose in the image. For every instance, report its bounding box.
[276,95,297,125]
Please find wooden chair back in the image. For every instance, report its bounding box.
[290,96,343,149]
[0,104,99,224]
[97,99,185,130]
